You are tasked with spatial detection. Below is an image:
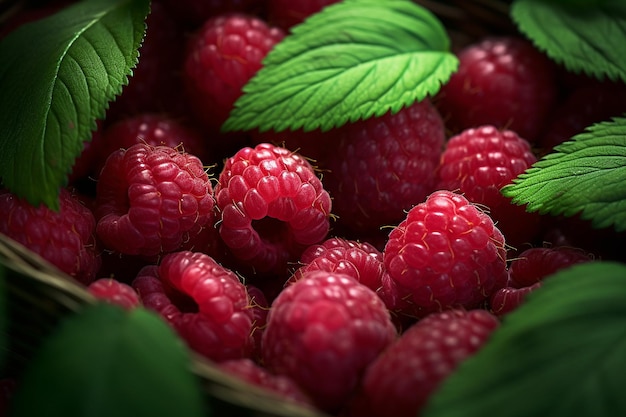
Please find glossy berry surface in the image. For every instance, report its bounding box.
[95,143,215,258]
[132,251,254,362]
[436,36,557,142]
[437,125,540,248]
[383,190,508,318]
[87,278,141,310]
[261,270,397,412]
[350,309,499,417]
[214,143,332,276]
[0,188,100,285]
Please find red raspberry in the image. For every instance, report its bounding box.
[538,82,626,154]
[267,0,342,31]
[436,36,558,142]
[132,251,255,362]
[489,246,592,316]
[87,278,141,310]
[217,359,313,407]
[95,143,215,258]
[436,125,541,248]
[348,309,499,417]
[288,237,393,305]
[182,14,285,131]
[106,0,188,122]
[214,143,332,276]
[261,270,397,413]
[0,188,100,285]
[324,99,446,238]
[96,113,209,176]
[489,283,541,317]
[161,0,264,28]
[383,190,508,318]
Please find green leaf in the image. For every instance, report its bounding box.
[10,304,207,417]
[0,0,150,210]
[511,0,626,83]
[501,117,626,232]
[422,261,626,417]
[222,0,458,133]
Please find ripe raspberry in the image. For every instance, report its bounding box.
[436,36,558,142]
[217,359,313,407]
[383,190,508,318]
[436,125,541,248]
[348,309,499,417]
[246,284,270,360]
[267,0,342,31]
[0,188,100,285]
[251,127,341,166]
[87,278,141,310]
[324,99,446,237]
[489,283,541,317]
[132,251,255,362]
[538,82,626,154]
[214,143,332,276]
[96,113,209,176]
[106,0,188,122]
[489,246,592,316]
[509,246,593,287]
[182,14,285,131]
[95,143,215,258]
[288,237,393,306]
[261,270,397,413]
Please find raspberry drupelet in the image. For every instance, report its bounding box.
[214,143,332,277]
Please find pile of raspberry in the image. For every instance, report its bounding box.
[1,1,623,416]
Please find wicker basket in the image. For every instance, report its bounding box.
[1,0,513,415]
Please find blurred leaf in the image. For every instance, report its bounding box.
[10,303,207,417]
[422,261,626,417]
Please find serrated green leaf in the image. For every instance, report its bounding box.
[501,117,626,232]
[0,0,150,210]
[422,261,626,417]
[222,0,458,133]
[511,0,626,83]
[10,303,206,417]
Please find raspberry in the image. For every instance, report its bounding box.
[288,237,392,305]
[87,278,141,310]
[95,143,215,258]
[214,143,332,276]
[489,246,592,316]
[106,0,188,122]
[436,36,558,142]
[538,82,626,154]
[436,125,541,248]
[324,99,446,237]
[383,190,508,318]
[182,14,285,131]
[509,246,593,287]
[267,0,342,31]
[348,309,499,417]
[217,359,313,407]
[96,113,209,176]
[261,270,397,413]
[132,251,255,362]
[0,188,100,285]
